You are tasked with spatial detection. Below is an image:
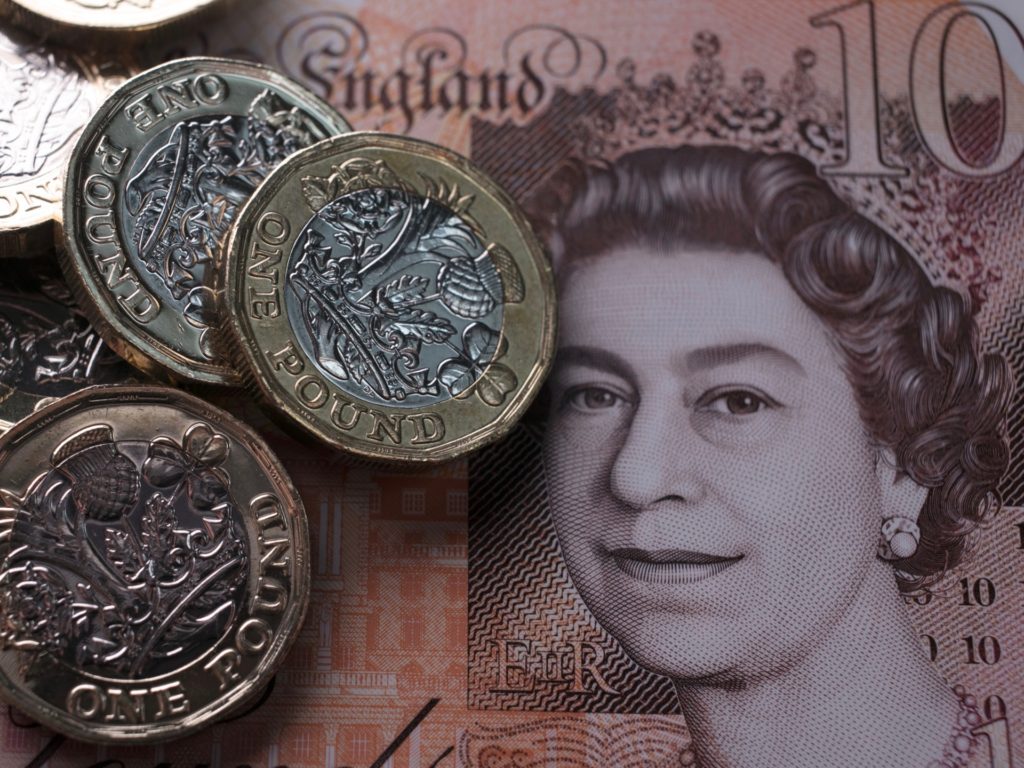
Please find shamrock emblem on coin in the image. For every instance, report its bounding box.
[438,323,518,406]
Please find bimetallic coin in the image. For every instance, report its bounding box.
[0,385,309,742]
[0,26,130,258]
[1,0,220,34]
[62,57,352,385]
[0,280,136,432]
[226,133,556,462]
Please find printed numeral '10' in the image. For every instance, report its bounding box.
[960,576,997,606]
[964,634,1002,664]
[811,0,1024,177]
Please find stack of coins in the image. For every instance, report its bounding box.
[0,0,555,745]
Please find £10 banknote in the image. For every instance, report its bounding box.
[4,1,1024,766]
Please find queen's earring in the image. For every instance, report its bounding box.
[877,515,920,560]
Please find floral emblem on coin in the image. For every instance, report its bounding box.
[123,91,323,359]
[285,158,525,408]
[0,422,247,679]
[0,34,90,184]
[0,284,131,397]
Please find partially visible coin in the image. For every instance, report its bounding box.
[0,385,309,743]
[0,277,136,433]
[0,26,131,259]
[0,0,220,35]
[61,57,351,385]
[225,132,556,462]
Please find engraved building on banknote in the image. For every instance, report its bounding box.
[218,448,469,766]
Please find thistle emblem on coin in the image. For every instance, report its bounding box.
[286,157,525,407]
[0,422,247,679]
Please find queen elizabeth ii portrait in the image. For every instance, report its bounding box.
[531,144,1010,768]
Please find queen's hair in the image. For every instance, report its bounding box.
[527,145,1011,595]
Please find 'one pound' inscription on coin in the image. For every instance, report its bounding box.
[267,340,448,447]
[62,58,351,384]
[204,493,293,693]
[123,74,228,132]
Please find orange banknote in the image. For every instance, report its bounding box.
[4,0,1024,766]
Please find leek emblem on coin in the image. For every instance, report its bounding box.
[0,386,308,742]
[227,133,555,461]
[62,57,351,384]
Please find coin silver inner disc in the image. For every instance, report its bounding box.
[285,187,508,408]
[0,432,248,683]
[117,92,330,362]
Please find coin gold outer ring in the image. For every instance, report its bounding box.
[61,57,352,386]
[0,384,310,743]
[225,132,557,463]
[0,0,221,33]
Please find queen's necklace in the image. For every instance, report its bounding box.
[932,686,983,768]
